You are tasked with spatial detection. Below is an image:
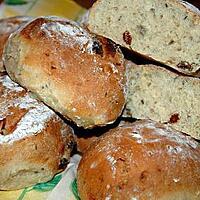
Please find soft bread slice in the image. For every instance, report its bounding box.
[124,61,200,139]
[3,17,125,128]
[88,0,200,76]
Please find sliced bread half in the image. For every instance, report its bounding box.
[124,61,200,139]
[88,0,200,76]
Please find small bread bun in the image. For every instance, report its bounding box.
[77,120,200,200]
[0,75,75,190]
[3,16,125,128]
[0,16,31,72]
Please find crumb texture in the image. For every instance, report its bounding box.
[88,0,200,75]
[124,62,200,139]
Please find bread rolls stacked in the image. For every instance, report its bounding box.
[0,16,126,191]
[0,2,199,198]
[77,0,200,199]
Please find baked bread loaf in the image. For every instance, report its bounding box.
[124,61,200,139]
[3,16,125,128]
[0,75,75,190]
[0,16,31,72]
[77,120,200,200]
[88,0,200,76]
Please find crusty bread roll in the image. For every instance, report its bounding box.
[124,61,200,139]
[88,0,200,77]
[0,16,31,72]
[0,75,75,190]
[3,16,125,128]
[77,120,200,200]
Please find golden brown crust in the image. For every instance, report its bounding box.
[76,135,98,154]
[0,16,31,72]
[3,16,126,128]
[77,120,200,200]
[0,75,75,190]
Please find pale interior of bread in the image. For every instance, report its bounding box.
[89,0,200,71]
[124,64,200,139]
[0,163,53,190]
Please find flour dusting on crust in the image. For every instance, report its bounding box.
[1,75,23,92]
[40,19,94,53]
[131,120,198,149]
[0,75,55,144]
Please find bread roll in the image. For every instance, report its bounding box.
[3,16,125,128]
[0,16,31,72]
[77,120,200,200]
[124,61,200,139]
[88,0,200,76]
[0,75,75,190]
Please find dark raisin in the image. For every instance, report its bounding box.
[92,41,103,56]
[101,37,117,57]
[0,118,6,135]
[165,3,168,7]
[123,31,132,45]
[169,113,180,123]
[141,99,144,104]
[177,61,193,71]
[184,16,188,20]
[140,170,148,181]
[59,158,69,169]
[51,65,56,70]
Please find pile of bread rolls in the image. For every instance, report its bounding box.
[0,0,199,199]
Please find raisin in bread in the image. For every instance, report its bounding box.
[88,0,200,76]
[124,61,200,139]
